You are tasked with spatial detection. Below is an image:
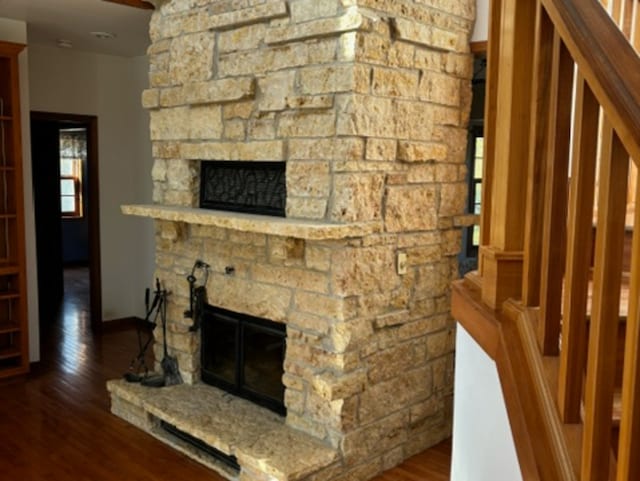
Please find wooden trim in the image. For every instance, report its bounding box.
[541,0,640,164]
[617,179,640,480]
[30,112,102,329]
[581,121,629,481]
[452,280,576,480]
[100,316,145,333]
[470,40,488,53]
[537,33,573,355]
[522,3,554,307]
[558,75,599,423]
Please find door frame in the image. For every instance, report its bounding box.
[30,111,102,330]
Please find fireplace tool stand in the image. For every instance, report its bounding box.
[123,281,162,383]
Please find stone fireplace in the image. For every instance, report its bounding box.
[108,0,475,480]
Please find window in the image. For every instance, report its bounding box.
[466,124,484,257]
[59,129,86,218]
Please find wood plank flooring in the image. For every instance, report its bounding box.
[0,267,451,480]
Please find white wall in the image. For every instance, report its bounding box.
[0,18,40,362]
[28,45,154,321]
[472,0,489,42]
[451,325,523,481]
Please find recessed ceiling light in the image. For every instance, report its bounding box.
[90,31,117,40]
[57,39,73,48]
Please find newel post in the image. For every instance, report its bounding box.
[480,0,537,309]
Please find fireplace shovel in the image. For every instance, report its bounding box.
[159,286,183,386]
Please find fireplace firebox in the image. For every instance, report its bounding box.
[201,304,287,415]
[199,161,286,216]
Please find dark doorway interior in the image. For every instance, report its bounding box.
[30,112,101,331]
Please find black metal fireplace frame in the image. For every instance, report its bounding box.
[200,304,287,416]
[199,160,286,217]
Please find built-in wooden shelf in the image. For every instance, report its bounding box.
[0,322,19,335]
[122,204,382,240]
[0,346,20,360]
[0,40,29,379]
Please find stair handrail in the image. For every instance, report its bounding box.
[542,0,640,164]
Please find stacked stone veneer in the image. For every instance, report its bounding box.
[134,0,475,480]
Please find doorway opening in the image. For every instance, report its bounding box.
[30,112,101,332]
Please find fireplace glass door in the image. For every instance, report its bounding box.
[201,305,286,415]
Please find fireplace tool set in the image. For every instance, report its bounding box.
[124,278,183,387]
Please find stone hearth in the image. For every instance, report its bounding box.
[109,0,475,480]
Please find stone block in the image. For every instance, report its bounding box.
[329,173,385,222]
[365,138,397,161]
[397,141,448,163]
[150,107,190,140]
[384,185,438,232]
[288,138,364,161]
[419,70,461,106]
[341,411,408,464]
[355,32,390,65]
[305,244,332,272]
[219,23,267,53]
[328,318,374,352]
[336,95,395,138]
[257,70,296,111]
[142,89,160,109]
[366,342,416,384]
[180,140,285,161]
[330,245,398,296]
[251,263,329,293]
[287,161,331,198]
[426,327,455,359]
[169,32,215,85]
[285,95,334,110]
[248,114,277,140]
[265,7,363,44]
[209,274,292,322]
[185,77,255,105]
[290,0,339,23]
[440,181,467,217]
[392,18,465,53]
[371,67,419,98]
[223,118,246,140]
[188,104,223,140]
[224,101,254,119]
[358,366,431,425]
[298,65,356,95]
[286,197,328,219]
[204,1,289,30]
[277,111,336,137]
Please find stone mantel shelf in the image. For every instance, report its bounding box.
[122,204,382,240]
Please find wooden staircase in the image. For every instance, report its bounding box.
[451,0,640,479]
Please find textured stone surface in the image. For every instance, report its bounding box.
[127,0,475,479]
[107,380,338,481]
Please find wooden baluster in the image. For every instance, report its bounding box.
[582,121,629,481]
[522,3,554,307]
[537,34,574,355]
[478,0,502,275]
[616,169,640,480]
[480,0,537,309]
[621,0,634,37]
[557,75,599,422]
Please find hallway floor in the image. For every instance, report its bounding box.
[0,268,452,480]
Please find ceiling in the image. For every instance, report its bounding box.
[0,0,153,57]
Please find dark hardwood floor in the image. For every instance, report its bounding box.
[0,267,451,480]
